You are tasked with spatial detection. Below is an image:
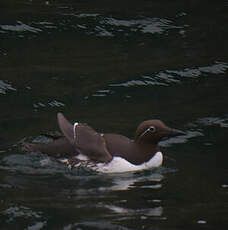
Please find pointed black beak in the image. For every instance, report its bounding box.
[161,127,186,138]
[167,128,186,137]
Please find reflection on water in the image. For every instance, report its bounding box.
[0,151,166,229]
[63,221,131,230]
[99,173,164,191]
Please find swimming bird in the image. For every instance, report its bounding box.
[25,113,185,173]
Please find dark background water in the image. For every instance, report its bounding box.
[1,0,228,229]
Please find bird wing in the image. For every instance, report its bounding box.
[57,113,112,163]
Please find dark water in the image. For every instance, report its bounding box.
[1,0,228,229]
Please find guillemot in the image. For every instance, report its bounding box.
[25,113,185,173]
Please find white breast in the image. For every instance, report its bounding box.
[59,152,163,173]
[95,151,163,173]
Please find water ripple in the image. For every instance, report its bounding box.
[102,17,181,34]
[75,13,100,18]
[0,152,67,175]
[196,116,228,128]
[3,205,44,222]
[88,61,228,100]
[63,221,131,230]
[160,131,203,148]
[33,100,65,110]
[0,80,16,95]
[0,21,42,33]
[167,62,228,77]
[110,62,228,88]
[2,204,47,230]
[104,204,163,218]
[33,21,57,29]
[0,14,184,38]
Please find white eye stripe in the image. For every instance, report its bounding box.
[139,126,156,138]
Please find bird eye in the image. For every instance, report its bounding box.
[148,126,156,132]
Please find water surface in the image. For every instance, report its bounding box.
[1,0,228,229]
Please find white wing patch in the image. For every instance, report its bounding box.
[73,122,79,140]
